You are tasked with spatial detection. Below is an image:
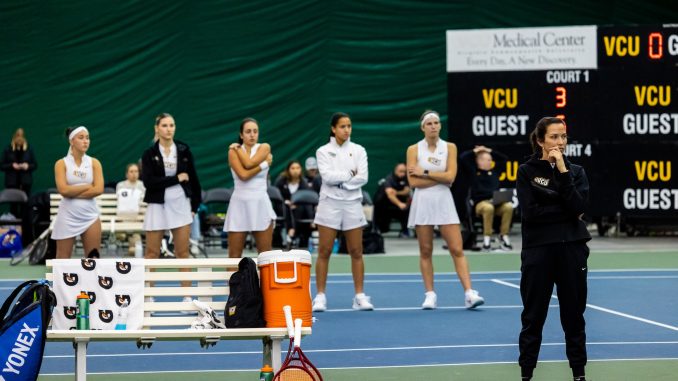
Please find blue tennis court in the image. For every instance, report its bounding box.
[2,269,676,377]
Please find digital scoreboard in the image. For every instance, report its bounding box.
[447,25,678,221]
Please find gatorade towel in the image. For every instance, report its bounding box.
[52,258,145,330]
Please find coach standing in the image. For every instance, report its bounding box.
[517,117,591,381]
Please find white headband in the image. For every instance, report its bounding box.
[420,112,440,127]
[69,126,88,140]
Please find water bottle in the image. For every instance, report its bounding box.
[115,300,129,330]
[76,292,90,330]
[332,238,339,254]
[134,241,143,258]
[259,364,274,381]
[309,231,319,254]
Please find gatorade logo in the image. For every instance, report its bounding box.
[84,291,96,304]
[115,295,131,307]
[98,310,113,323]
[63,306,77,320]
[98,276,113,290]
[116,261,131,274]
[63,273,79,286]
[81,259,96,271]
[1,323,40,378]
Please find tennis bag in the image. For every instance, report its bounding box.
[0,280,56,381]
[225,257,266,328]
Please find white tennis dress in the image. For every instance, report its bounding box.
[51,153,100,239]
[223,144,276,232]
[143,143,193,231]
[407,138,460,227]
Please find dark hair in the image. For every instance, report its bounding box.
[64,126,86,139]
[283,160,303,180]
[239,117,258,145]
[155,113,174,126]
[125,163,139,172]
[530,116,565,154]
[329,112,350,139]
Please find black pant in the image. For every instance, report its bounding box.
[519,241,589,374]
[374,201,408,234]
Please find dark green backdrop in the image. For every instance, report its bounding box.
[1,0,676,193]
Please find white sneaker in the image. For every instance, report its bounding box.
[312,293,327,312]
[352,293,374,311]
[465,289,485,309]
[422,291,437,310]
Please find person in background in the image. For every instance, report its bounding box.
[304,156,322,193]
[223,118,276,258]
[459,145,513,251]
[407,110,484,310]
[312,112,373,312]
[275,160,313,247]
[517,117,591,381]
[142,113,201,299]
[373,163,411,237]
[51,126,103,258]
[2,128,37,199]
[116,163,145,256]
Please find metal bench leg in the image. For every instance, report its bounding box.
[263,336,284,372]
[74,338,89,381]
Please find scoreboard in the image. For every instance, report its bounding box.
[447,25,678,221]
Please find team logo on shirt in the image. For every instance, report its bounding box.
[72,169,87,179]
[427,157,441,166]
[533,177,550,186]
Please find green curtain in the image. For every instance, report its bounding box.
[1,0,675,193]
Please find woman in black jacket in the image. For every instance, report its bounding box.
[141,113,201,288]
[517,117,591,381]
[1,128,37,196]
[275,160,312,247]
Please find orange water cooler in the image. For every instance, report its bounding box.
[257,250,312,327]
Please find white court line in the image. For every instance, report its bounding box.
[321,275,678,284]
[322,304,538,312]
[38,357,678,376]
[42,341,678,359]
[491,279,678,332]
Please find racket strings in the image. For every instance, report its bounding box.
[276,366,315,381]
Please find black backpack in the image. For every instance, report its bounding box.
[225,257,266,328]
[0,280,56,381]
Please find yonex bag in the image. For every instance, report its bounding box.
[0,280,56,381]
[225,257,265,328]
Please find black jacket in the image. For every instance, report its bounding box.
[1,145,37,188]
[460,149,508,204]
[275,176,310,202]
[517,153,591,248]
[141,140,201,212]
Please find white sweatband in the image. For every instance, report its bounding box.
[259,161,269,171]
[420,112,440,127]
[69,126,88,140]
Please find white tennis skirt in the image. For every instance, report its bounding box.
[51,198,100,240]
[223,193,276,232]
[407,185,460,228]
[143,186,193,231]
[314,197,367,231]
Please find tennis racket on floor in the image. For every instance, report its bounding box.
[274,318,323,381]
[10,223,51,266]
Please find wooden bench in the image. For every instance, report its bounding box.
[49,193,147,237]
[45,258,310,381]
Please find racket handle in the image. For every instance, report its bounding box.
[283,305,294,338]
[293,318,302,348]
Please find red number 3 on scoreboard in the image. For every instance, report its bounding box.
[555,86,567,108]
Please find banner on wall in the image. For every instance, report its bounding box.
[52,258,144,330]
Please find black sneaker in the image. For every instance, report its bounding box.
[482,243,492,252]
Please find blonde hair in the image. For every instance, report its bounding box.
[11,128,27,151]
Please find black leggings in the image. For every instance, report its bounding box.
[519,241,589,375]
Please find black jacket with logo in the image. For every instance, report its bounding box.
[517,153,591,248]
[141,140,201,212]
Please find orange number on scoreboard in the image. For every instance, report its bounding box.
[648,32,663,59]
[555,86,567,108]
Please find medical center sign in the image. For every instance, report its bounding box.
[447,26,597,72]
